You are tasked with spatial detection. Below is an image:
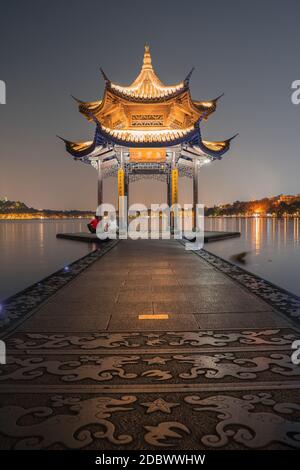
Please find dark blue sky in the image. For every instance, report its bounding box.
[0,0,300,209]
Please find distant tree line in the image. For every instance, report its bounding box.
[2,196,300,218]
[0,199,93,217]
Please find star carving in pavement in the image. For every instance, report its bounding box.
[143,356,170,365]
[141,398,179,414]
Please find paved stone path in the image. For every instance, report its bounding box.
[0,240,300,450]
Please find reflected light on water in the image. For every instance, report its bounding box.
[284,217,287,246]
[294,218,299,245]
[1,218,300,301]
[0,219,93,301]
[205,217,300,297]
[254,216,261,254]
[38,221,45,251]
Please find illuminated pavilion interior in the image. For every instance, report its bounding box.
[60,45,237,224]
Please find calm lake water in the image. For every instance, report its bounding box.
[0,220,94,302]
[205,217,300,297]
[0,218,299,302]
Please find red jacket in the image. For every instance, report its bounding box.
[90,218,99,230]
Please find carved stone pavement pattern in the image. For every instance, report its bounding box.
[0,240,300,450]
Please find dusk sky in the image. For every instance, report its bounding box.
[1,0,300,210]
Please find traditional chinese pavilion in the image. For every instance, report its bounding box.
[60,45,237,226]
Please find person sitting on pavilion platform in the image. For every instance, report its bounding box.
[87,215,100,234]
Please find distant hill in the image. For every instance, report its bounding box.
[0,199,94,219]
[0,199,29,211]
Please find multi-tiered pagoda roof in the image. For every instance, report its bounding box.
[60,45,236,160]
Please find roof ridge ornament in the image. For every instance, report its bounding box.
[142,44,153,71]
[213,92,224,102]
[228,132,239,142]
[56,135,69,143]
[100,68,110,85]
[184,67,195,87]
[70,95,85,104]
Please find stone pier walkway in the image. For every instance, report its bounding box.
[0,240,300,450]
